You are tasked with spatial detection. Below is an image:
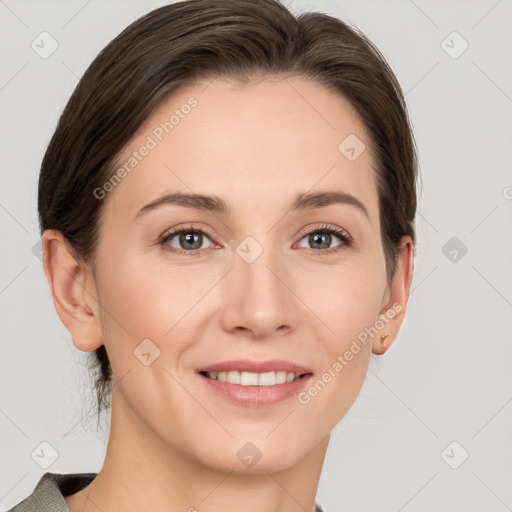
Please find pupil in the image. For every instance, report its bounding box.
[181,232,201,250]
[311,233,330,249]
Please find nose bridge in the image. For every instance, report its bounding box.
[220,234,294,337]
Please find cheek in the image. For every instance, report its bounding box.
[332,273,384,340]
[295,255,386,340]
[94,249,211,349]
[97,242,386,341]
[293,269,383,428]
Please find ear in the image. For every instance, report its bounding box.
[41,229,103,352]
[372,236,414,355]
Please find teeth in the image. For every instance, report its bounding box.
[240,371,258,385]
[206,370,298,386]
[227,370,240,384]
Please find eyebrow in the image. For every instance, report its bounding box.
[135,190,369,220]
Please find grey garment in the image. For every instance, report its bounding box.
[7,472,96,512]
[8,472,325,512]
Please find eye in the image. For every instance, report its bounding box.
[296,224,352,253]
[159,225,217,255]
[158,223,353,256]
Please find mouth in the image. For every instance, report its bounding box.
[198,369,311,386]
[196,360,313,406]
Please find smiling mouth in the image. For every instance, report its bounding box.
[198,370,312,386]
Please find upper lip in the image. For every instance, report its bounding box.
[197,359,312,375]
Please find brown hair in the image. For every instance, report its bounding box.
[38,0,418,422]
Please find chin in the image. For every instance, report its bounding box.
[194,433,309,474]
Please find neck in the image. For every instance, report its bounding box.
[65,389,330,512]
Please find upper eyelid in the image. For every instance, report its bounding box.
[296,223,350,239]
[162,224,217,242]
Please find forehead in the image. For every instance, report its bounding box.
[103,77,379,223]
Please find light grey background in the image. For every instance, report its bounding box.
[1,1,511,511]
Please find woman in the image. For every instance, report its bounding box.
[9,0,416,510]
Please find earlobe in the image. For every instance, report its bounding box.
[372,236,414,355]
[41,229,103,352]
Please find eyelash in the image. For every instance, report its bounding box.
[158,223,353,257]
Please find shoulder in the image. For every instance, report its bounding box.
[6,472,97,512]
[316,501,333,512]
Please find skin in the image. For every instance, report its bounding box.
[43,77,413,512]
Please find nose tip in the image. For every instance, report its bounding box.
[219,253,294,339]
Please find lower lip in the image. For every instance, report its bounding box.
[198,373,313,406]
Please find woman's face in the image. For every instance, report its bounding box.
[72,77,411,472]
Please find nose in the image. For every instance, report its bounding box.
[219,244,295,339]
